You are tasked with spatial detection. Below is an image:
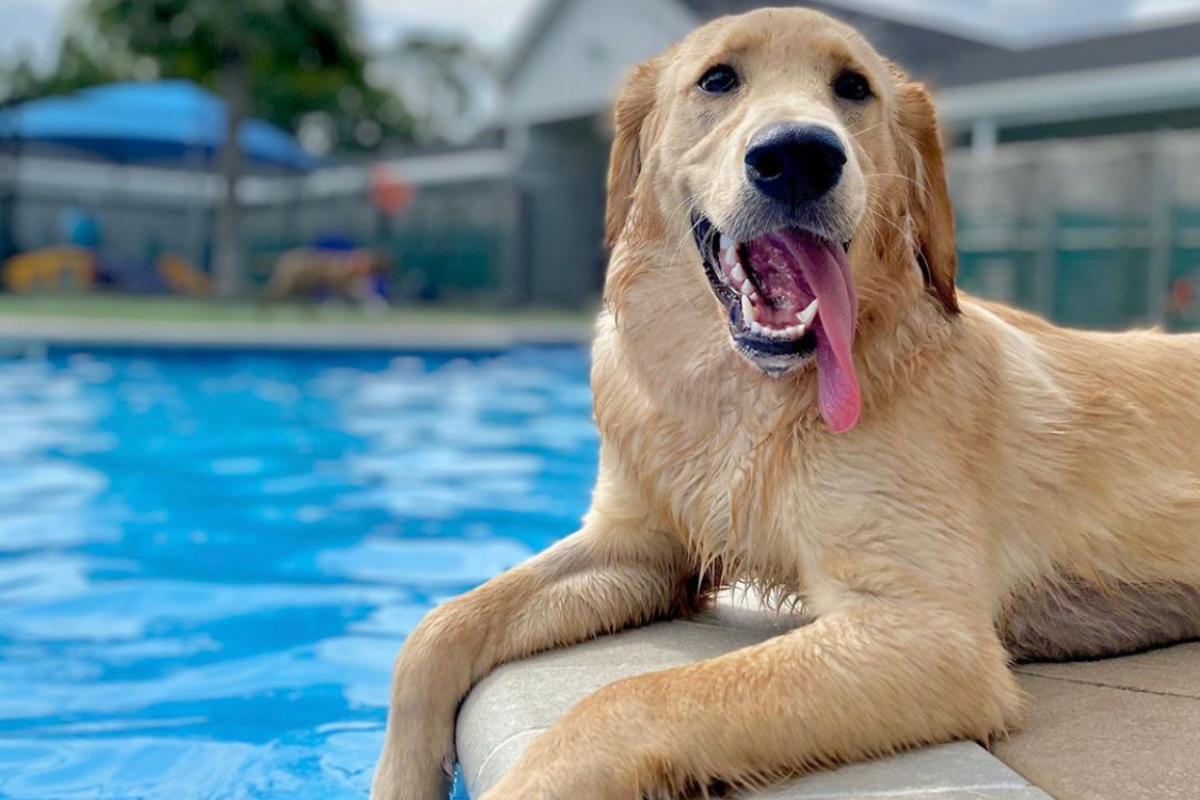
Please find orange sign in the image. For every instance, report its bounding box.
[370,164,414,216]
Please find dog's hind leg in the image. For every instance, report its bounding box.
[369,508,700,800]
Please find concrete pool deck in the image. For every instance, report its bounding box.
[0,312,595,351]
[456,592,1200,799]
[997,643,1200,800]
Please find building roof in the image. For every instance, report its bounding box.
[936,16,1200,88]
[503,0,1012,85]
[681,1,1200,91]
[500,0,1200,131]
[499,0,570,84]
[680,0,1011,52]
[929,15,1200,130]
[500,0,696,125]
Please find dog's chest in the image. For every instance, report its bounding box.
[623,411,819,583]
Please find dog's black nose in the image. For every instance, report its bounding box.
[745,124,846,206]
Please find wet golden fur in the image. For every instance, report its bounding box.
[372,9,1200,799]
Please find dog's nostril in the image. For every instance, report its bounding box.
[744,123,846,206]
[747,149,785,182]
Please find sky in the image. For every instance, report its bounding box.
[3,0,1200,71]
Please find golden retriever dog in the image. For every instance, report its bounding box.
[261,247,388,308]
[371,8,1200,799]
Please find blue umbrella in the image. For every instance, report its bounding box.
[0,80,316,170]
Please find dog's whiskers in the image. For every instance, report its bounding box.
[861,171,931,202]
[849,120,888,140]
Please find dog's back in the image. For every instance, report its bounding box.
[958,297,1200,659]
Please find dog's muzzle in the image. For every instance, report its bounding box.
[691,214,862,432]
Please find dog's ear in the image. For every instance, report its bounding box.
[895,81,959,314]
[605,55,665,249]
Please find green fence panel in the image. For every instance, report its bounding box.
[391,229,501,296]
[1053,211,1150,330]
[1167,206,1200,330]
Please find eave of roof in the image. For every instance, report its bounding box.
[936,15,1200,88]
[678,0,1021,47]
[498,0,1200,132]
[498,0,570,85]
[936,53,1200,129]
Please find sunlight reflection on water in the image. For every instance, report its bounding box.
[0,346,597,800]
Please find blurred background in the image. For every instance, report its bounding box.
[1,2,1199,799]
[1,0,1199,324]
[2,0,1200,324]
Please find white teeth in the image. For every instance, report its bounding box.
[715,234,814,344]
[755,322,809,340]
[796,298,818,327]
[739,297,816,342]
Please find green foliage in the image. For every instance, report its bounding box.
[1,0,416,149]
[1,22,131,102]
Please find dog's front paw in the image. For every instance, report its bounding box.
[477,776,555,800]
[476,725,643,800]
[479,768,632,800]
[369,715,457,800]
[369,747,453,800]
[479,673,672,800]
[372,617,466,800]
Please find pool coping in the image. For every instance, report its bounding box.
[0,314,596,352]
[456,592,1054,799]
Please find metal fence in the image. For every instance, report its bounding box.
[240,174,515,302]
[948,131,1200,330]
[8,131,1200,325]
[1,150,517,303]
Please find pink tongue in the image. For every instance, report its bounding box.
[765,232,861,432]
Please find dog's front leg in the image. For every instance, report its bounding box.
[480,594,1025,800]
[369,513,696,800]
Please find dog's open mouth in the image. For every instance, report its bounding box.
[692,215,862,432]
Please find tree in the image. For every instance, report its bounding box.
[1,0,414,298]
[90,0,415,297]
[0,32,128,102]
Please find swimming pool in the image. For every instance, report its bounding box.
[0,346,598,800]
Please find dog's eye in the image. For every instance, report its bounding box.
[832,69,872,102]
[697,65,739,95]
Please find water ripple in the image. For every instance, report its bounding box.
[0,346,597,799]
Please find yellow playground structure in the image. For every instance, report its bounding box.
[3,246,96,293]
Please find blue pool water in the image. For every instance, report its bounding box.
[0,346,598,800]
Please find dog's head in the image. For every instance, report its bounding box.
[604,8,958,432]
